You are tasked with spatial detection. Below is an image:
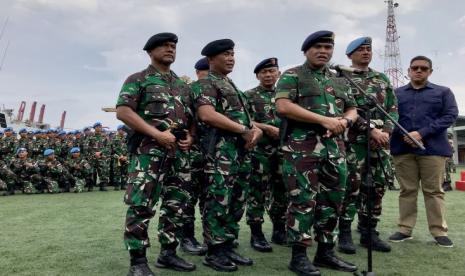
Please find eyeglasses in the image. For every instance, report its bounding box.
[410,66,430,72]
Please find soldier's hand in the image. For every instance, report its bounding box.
[403,131,423,148]
[156,130,176,150]
[265,126,280,140]
[371,128,390,147]
[244,126,263,150]
[177,130,193,151]
[321,117,345,135]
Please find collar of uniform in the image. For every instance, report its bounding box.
[146,64,175,79]
[302,60,327,75]
[258,85,275,93]
[209,70,229,80]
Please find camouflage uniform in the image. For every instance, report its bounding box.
[117,65,193,250]
[0,160,17,195]
[244,85,288,227]
[10,157,41,194]
[275,62,356,246]
[191,71,252,246]
[37,158,65,193]
[88,133,111,188]
[0,135,17,164]
[340,69,398,231]
[65,155,93,193]
[111,133,128,190]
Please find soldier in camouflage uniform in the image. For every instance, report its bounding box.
[31,130,48,160]
[337,37,398,254]
[0,129,17,196]
[65,147,93,193]
[443,133,454,191]
[191,39,262,272]
[88,122,110,191]
[17,128,30,152]
[1,127,17,164]
[10,148,41,194]
[37,149,62,193]
[111,125,128,190]
[179,58,210,256]
[244,57,288,252]
[275,31,358,275]
[116,33,197,275]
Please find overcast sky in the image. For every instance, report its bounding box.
[0,0,464,130]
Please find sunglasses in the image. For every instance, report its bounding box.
[410,66,430,72]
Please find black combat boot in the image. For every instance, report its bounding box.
[359,217,391,252]
[337,219,356,254]
[114,182,121,191]
[250,223,272,252]
[224,240,253,266]
[128,249,155,276]
[271,222,287,245]
[180,222,207,256]
[155,243,196,272]
[442,181,453,192]
[203,244,238,272]
[313,242,357,272]
[288,244,320,276]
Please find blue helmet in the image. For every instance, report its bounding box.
[117,124,125,131]
[19,128,28,134]
[93,122,102,128]
[69,147,80,154]
[4,127,13,132]
[43,149,55,156]
[16,147,27,155]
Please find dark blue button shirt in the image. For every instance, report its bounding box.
[390,82,458,157]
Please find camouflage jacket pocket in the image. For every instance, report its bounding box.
[318,158,340,189]
[145,93,170,118]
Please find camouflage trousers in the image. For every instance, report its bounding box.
[202,154,251,246]
[283,152,347,247]
[123,150,190,251]
[41,177,60,193]
[92,157,110,186]
[114,161,129,188]
[444,158,454,183]
[246,149,288,226]
[184,146,207,226]
[340,144,390,226]
[73,178,86,193]
[0,166,16,192]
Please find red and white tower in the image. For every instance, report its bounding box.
[384,0,404,88]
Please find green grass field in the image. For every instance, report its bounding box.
[1,173,464,276]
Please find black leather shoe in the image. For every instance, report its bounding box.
[361,232,391,252]
[289,253,321,276]
[203,246,238,272]
[155,249,196,272]
[181,237,207,256]
[250,234,273,252]
[338,220,356,254]
[224,247,253,266]
[314,243,357,272]
[127,263,155,276]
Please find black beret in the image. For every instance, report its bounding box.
[201,39,235,57]
[301,30,335,52]
[143,32,178,51]
[254,57,279,74]
[194,57,209,70]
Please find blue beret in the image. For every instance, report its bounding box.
[58,131,66,136]
[93,122,102,128]
[4,127,13,132]
[143,32,178,52]
[201,39,235,57]
[16,147,27,155]
[254,57,279,74]
[33,130,40,134]
[194,57,209,70]
[346,37,372,56]
[117,125,125,130]
[75,130,82,134]
[44,149,55,156]
[301,30,335,52]
[83,126,91,131]
[70,147,80,154]
[19,128,27,133]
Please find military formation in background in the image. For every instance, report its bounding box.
[0,123,128,196]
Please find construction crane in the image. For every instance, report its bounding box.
[384,0,405,89]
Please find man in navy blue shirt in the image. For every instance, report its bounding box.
[389,56,458,248]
